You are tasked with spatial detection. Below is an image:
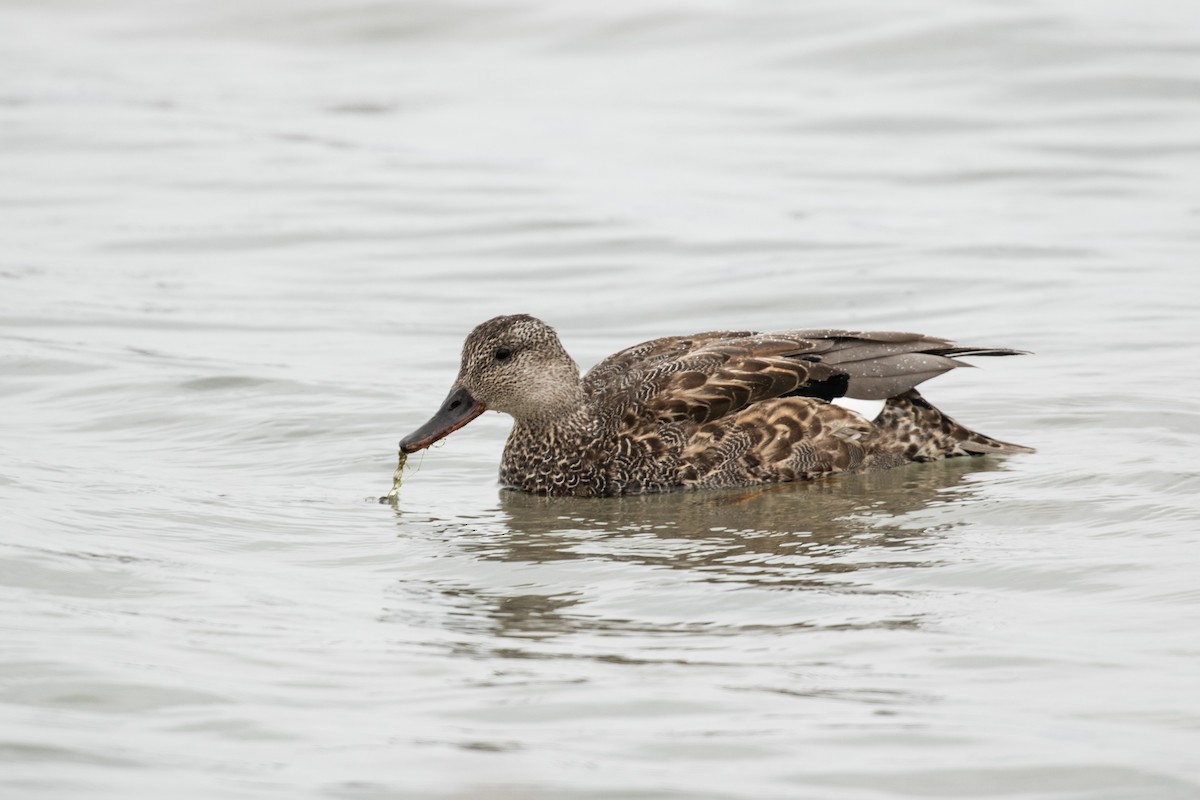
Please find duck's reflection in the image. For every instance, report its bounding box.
[398,458,1010,647]
[489,456,1003,566]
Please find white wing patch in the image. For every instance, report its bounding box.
[832,397,885,421]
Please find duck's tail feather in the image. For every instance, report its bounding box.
[871,389,1034,463]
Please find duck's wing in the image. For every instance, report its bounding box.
[782,329,1027,400]
[583,329,1026,426]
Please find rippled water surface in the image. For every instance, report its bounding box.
[4,1,1200,798]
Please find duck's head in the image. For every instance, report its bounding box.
[399,314,581,453]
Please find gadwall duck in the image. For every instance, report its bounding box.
[399,315,1032,497]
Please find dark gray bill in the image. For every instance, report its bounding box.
[398,386,486,453]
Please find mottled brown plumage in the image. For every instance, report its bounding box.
[398,315,1033,497]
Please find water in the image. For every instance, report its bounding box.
[3,1,1200,797]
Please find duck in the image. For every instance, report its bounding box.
[398,314,1032,497]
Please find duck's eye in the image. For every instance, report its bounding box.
[494,347,512,362]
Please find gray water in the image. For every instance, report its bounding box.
[3,1,1200,798]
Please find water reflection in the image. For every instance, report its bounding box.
[488,456,1007,573]
[390,458,1010,648]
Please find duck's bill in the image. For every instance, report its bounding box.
[399,386,486,453]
